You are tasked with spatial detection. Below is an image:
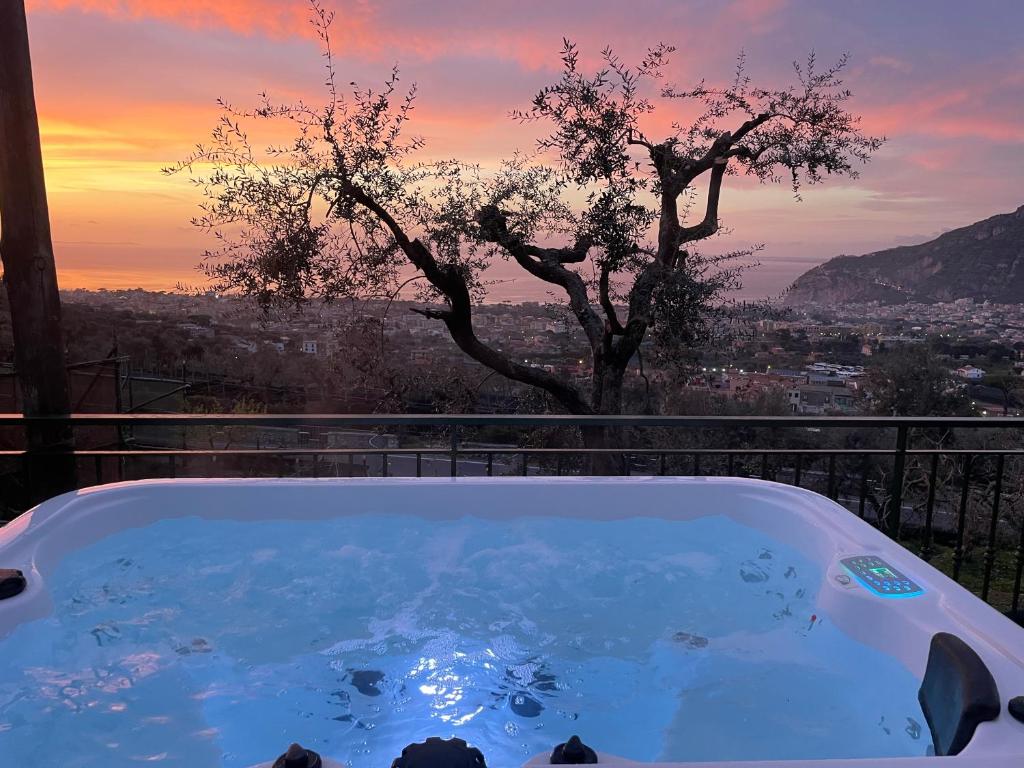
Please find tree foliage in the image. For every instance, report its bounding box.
[867,346,971,416]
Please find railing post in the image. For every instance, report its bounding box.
[884,424,908,537]
[449,426,458,478]
[953,455,973,582]
[857,466,867,519]
[921,453,938,561]
[1012,496,1024,612]
[981,453,1004,602]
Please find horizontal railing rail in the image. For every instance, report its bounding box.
[2,413,1024,427]
[1,413,1022,615]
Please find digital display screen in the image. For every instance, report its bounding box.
[840,555,924,598]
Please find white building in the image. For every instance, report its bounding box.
[955,365,986,381]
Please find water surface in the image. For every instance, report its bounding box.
[0,514,929,766]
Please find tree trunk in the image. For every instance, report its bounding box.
[582,364,628,475]
[0,1,76,504]
[580,424,625,476]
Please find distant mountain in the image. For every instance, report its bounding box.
[785,205,1024,306]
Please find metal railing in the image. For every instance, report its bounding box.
[1,413,1023,612]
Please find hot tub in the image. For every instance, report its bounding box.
[0,477,1022,768]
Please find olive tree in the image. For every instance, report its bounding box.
[167,4,881,464]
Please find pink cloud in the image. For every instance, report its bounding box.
[869,55,912,73]
[861,88,1024,143]
[904,147,965,172]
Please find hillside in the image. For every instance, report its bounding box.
[785,205,1024,306]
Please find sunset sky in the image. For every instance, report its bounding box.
[24,0,1024,300]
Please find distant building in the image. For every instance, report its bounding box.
[955,365,986,380]
[788,384,856,415]
[227,336,256,353]
[771,368,810,382]
[301,340,319,355]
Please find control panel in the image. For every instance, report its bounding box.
[840,555,924,598]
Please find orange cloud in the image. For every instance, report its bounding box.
[28,0,322,38]
[26,0,542,66]
[26,0,790,74]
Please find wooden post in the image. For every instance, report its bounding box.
[0,0,77,502]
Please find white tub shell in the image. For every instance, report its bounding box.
[1,477,1023,768]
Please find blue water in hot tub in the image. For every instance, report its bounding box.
[0,514,929,767]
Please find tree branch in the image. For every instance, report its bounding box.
[476,204,606,351]
[524,243,590,264]
[678,157,727,244]
[731,111,774,142]
[682,112,774,185]
[349,186,593,413]
[599,263,624,334]
[626,128,655,152]
[409,306,452,320]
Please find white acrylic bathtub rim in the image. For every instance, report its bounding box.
[1,476,1023,766]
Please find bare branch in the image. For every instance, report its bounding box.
[409,306,452,321]
[599,264,624,334]
[679,158,727,243]
[476,204,606,351]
